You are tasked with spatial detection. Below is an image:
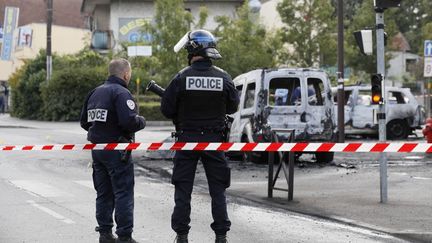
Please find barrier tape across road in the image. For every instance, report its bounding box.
[0,142,431,153]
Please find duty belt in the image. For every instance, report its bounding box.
[171,128,224,138]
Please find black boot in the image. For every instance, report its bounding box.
[215,234,227,243]
[116,236,138,243]
[175,234,188,243]
[99,232,117,243]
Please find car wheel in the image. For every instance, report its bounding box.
[387,120,409,140]
[315,152,334,163]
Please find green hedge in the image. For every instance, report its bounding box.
[40,67,106,121]
[9,49,171,121]
[139,101,169,121]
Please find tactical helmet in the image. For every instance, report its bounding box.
[174,29,222,59]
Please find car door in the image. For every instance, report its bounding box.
[229,81,244,142]
[351,88,377,128]
[265,72,306,135]
[333,89,353,125]
[302,72,334,140]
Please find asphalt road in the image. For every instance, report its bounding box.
[0,120,407,242]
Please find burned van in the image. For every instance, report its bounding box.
[333,85,425,139]
[229,68,336,163]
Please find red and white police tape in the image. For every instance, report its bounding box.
[0,142,431,153]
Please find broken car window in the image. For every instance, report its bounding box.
[268,77,300,106]
[244,82,256,108]
[388,91,408,104]
[307,78,324,106]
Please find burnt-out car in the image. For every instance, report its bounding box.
[229,68,336,163]
[333,85,425,139]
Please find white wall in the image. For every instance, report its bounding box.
[109,0,241,48]
[388,51,420,81]
[259,0,283,30]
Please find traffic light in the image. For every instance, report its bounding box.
[371,74,383,104]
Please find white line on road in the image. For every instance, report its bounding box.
[27,200,75,224]
[413,176,432,180]
[74,180,94,189]
[10,180,73,198]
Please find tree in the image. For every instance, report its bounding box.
[277,0,336,67]
[142,0,207,87]
[213,1,280,78]
[345,0,398,77]
[392,0,432,54]
[330,0,364,22]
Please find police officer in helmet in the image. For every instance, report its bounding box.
[80,58,146,243]
[161,30,239,243]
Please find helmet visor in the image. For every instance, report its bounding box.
[174,32,190,53]
[204,47,222,59]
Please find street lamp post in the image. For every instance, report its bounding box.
[46,0,53,81]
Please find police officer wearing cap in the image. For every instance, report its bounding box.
[80,58,145,243]
[161,30,239,243]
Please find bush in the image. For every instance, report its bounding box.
[10,70,46,119]
[9,50,48,119]
[139,101,169,121]
[9,49,109,121]
[40,66,106,121]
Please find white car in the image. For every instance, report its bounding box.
[229,68,336,163]
[333,85,425,139]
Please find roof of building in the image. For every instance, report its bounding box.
[0,0,85,29]
[391,32,411,52]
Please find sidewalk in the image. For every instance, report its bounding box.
[138,152,432,243]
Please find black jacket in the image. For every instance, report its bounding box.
[161,59,239,130]
[80,76,146,143]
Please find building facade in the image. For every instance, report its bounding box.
[0,23,90,81]
[81,0,244,50]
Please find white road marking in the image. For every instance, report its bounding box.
[74,180,94,189]
[10,180,73,198]
[27,200,75,224]
[413,176,432,180]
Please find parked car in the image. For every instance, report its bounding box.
[333,85,425,139]
[229,68,336,163]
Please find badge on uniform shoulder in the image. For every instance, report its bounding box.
[127,100,136,110]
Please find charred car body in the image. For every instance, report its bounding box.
[229,68,336,163]
[333,85,425,139]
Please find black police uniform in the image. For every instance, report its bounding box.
[80,75,146,238]
[161,58,239,236]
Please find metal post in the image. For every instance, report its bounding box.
[375,10,387,203]
[268,140,274,198]
[425,80,428,118]
[337,0,345,142]
[288,132,295,201]
[46,0,53,81]
[428,79,431,118]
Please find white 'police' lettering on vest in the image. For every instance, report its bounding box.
[87,109,108,122]
[186,77,223,91]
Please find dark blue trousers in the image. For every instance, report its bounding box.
[171,132,231,235]
[92,150,134,237]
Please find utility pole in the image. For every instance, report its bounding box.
[337,0,345,142]
[375,7,387,204]
[47,0,53,81]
